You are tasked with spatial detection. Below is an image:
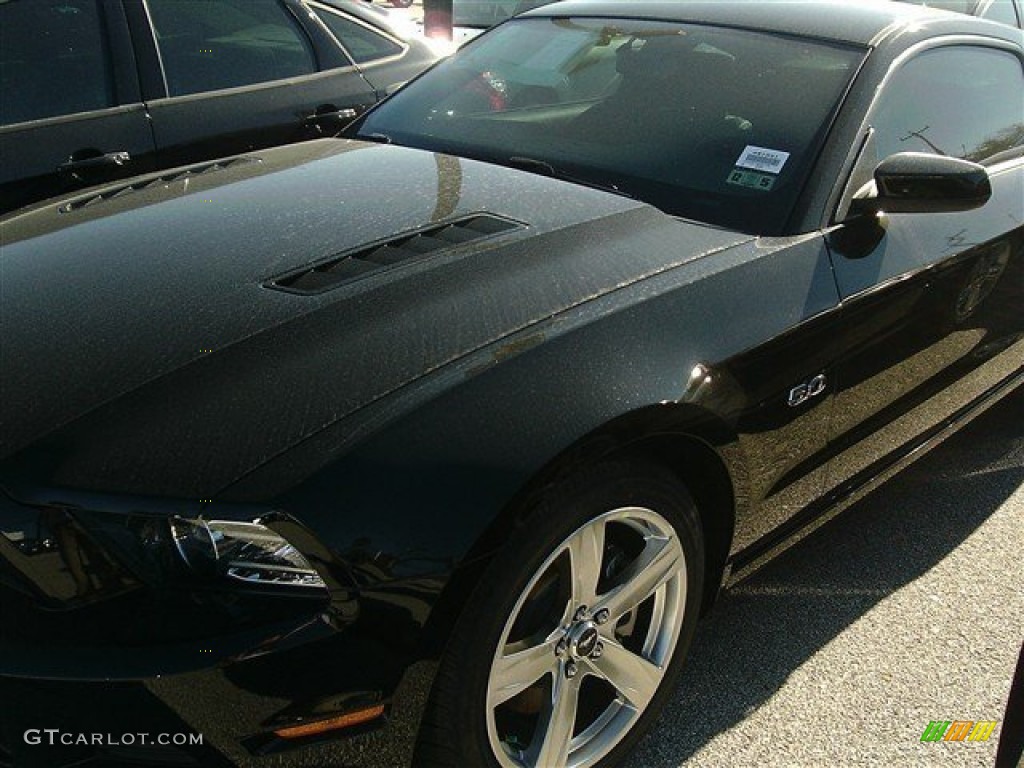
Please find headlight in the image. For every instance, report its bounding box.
[170,517,326,589]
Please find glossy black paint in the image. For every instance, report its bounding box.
[862,152,992,214]
[0,2,1021,766]
[0,0,437,214]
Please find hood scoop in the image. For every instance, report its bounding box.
[58,157,260,213]
[266,213,523,295]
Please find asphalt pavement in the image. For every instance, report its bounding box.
[624,388,1024,768]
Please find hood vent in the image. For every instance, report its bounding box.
[58,157,259,213]
[267,214,523,295]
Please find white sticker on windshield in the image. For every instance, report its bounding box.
[736,146,790,174]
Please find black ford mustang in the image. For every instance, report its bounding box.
[1,2,1021,767]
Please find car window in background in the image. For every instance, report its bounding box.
[980,0,1021,26]
[0,0,115,125]
[147,0,318,96]
[311,2,404,63]
[871,46,1024,165]
[356,18,866,234]
[895,0,1021,27]
[911,0,972,11]
[452,0,558,28]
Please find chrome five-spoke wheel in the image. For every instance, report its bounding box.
[487,507,688,768]
[413,462,704,768]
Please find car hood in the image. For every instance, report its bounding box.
[0,138,753,497]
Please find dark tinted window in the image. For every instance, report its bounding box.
[312,5,403,63]
[0,0,115,126]
[356,18,865,234]
[148,0,317,97]
[872,46,1024,164]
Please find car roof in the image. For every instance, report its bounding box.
[521,0,1022,47]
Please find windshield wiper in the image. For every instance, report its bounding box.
[507,156,634,200]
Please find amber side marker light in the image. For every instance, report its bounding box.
[273,704,386,739]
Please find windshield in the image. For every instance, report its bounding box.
[354,18,865,234]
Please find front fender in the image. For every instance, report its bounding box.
[223,230,838,619]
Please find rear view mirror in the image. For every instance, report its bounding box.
[851,152,991,216]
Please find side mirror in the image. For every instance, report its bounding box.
[851,152,991,216]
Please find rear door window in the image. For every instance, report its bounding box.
[310,4,404,64]
[147,0,318,96]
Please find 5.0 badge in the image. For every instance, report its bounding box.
[788,373,828,407]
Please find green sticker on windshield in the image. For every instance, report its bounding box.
[726,168,775,191]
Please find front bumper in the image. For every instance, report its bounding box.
[0,487,440,768]
[0,658,437,768]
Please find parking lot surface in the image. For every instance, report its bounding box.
[625,389,1023,768]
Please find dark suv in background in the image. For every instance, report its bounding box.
[0,0,438,214]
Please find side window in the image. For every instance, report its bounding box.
[311,6,404,64]
[871,46,1024,165]
[148,0,318,97]
[912,0,972,11]
[0,0,115,126]
[980,0,1021,27]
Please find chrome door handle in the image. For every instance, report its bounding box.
[303,107,359,125]
[58,151,131,172]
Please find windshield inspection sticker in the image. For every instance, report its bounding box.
[736,145,790,174]
[726,168,776,191]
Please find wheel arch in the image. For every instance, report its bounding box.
[417,403,742,658]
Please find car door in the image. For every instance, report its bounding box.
[0,0,157,214]
[822,41,1024,498]
[128,0,379,170]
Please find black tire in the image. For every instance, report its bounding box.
[415,460,705,768]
